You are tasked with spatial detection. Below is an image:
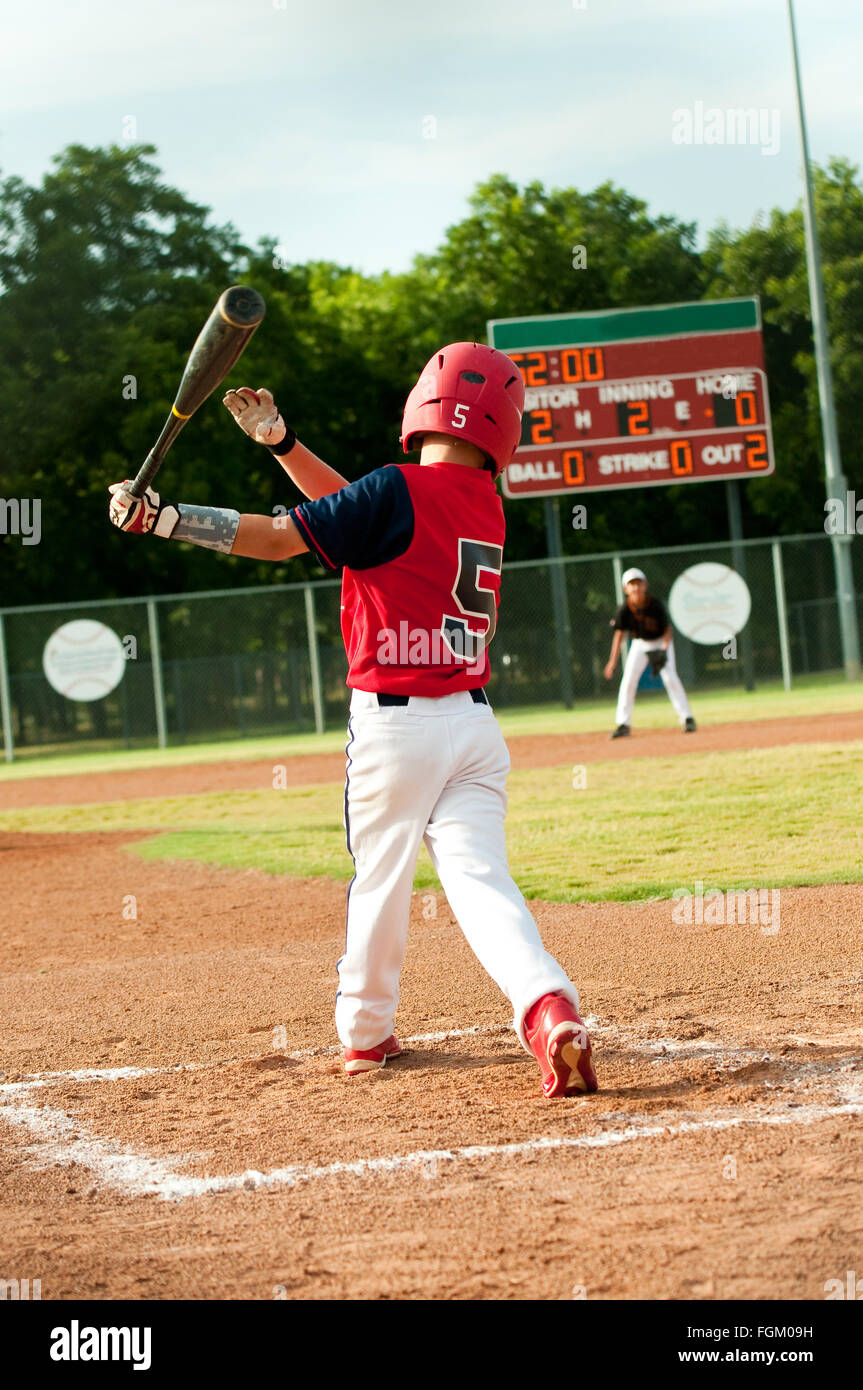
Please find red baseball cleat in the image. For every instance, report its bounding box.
[523,993,598,1097]
[344,1034,404,1076]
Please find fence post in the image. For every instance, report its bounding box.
[543,498,574,708]
[725,480,756,690]
[304,585,325,735]
[612,554,623,601]
[0,613,14,763]
[772,540,793,692]
[796,605,809,674]
[146,599,168,749]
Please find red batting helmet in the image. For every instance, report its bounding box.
[400,342,525,476]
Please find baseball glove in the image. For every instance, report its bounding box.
[648,649,668,677]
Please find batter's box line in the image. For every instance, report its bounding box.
[0,1063,199,1098]
[0,1023,531,1096]
[0,1017,824,1097]
[2,1078,862,1204]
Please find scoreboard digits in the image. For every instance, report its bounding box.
[504,360,773,494]
[491,298,774,497]
[712,389,758,427]
[508,348,606,386]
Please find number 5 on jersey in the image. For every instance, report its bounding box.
[443,538,503,666]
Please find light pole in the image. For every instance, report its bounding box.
[787,0,860,679]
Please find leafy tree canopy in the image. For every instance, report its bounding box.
[1,144,860,606]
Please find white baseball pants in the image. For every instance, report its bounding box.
[615,638,693,727]
[336,689,581,1053]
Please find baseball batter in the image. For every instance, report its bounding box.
[604,567,695,739]
[108,342,597,1099]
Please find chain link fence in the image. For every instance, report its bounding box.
[2,532,860,761]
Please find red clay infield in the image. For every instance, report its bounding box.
[1,707,861,1300]
[4,709,862,808]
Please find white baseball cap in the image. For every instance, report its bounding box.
[621,567,647,586]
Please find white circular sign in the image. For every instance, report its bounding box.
[669,564,751,645]
[42,620,127,701]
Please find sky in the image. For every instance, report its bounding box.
[1,0,860,275]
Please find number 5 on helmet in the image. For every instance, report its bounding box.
[400,342,524,477]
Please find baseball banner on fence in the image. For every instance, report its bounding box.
[488,298,774,497]
[42,620,127,702]
[669,563,752,644]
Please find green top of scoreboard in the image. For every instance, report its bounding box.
[488,297,761,351]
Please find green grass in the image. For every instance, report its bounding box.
[0,728,352,779]
[1,672,859,782]
[498,671,863,738]
[3,740,861,903]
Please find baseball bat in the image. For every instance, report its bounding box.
[126,285,266,498]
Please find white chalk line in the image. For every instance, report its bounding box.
[0,1016,771,1098]
[0,1023,519,1096]
[2,1074,861,1203]
[1,1028,861,1202]
[0,1064,188,1097]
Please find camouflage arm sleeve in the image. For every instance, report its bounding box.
[171,503,241,553]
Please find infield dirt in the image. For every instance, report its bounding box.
[1,711,861,1300]
[5,708,863,808]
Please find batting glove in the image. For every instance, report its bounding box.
[108,482,179,537]
[222,386,287,446]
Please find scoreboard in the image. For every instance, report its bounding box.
[488,298,774,498]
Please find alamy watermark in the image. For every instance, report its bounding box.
[376,622,486,676]
[0,1277,41,1300]
[0,497,41,545]
[672,102,780,157]
[824,1270,863,1299]
[824,491,863,536]
[671,881,780,935]
[49,1322,151,1370]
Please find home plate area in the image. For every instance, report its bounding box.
[2,1020,861,1202]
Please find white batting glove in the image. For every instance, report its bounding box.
[222,386,287,446]
[108,482,179,537]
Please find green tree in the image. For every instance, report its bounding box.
[3,147,861,610]
[0,146,393,605]
[399,174,707,558]
[702,157,863,535]
[0,143,248,604]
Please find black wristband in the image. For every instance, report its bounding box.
[267,426,297,457]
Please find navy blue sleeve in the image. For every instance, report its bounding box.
[289,465,415,572]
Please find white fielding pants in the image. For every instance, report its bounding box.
[336,688,580,1052]
[615,638,693,727]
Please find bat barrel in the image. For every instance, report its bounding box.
[125,285,266,498]
[173,287,266,419]
[219,286,266,328]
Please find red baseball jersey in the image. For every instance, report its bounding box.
[289,461,505,694]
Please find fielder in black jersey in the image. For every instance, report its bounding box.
[604,568,695,738]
